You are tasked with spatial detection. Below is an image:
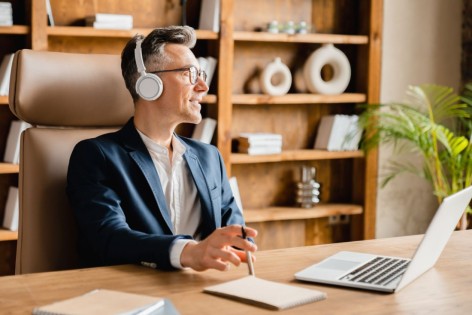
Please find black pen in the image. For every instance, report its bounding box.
[241,226,255,276]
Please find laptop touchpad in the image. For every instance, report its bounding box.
[317,259,360,271]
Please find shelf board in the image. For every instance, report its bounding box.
[232,93,366,105]
[0,95,8,105]
[244,203,363,223]
[0,25,29,35]
[234,31,369,44]
[202,94,217,104]
[47,26,218,40]
[0,229,18,241]
[0,163,19,174]
[231,149,364,164]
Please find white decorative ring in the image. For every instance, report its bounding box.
[260,57,292,96]
[304,43,351,95]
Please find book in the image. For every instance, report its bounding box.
[238,146,282,155]
[341,115,362,150]
[197,56,217,93]
[314,115,357,151]
[203,276,326,310]
[229,177,243,212]
[192,117,217,144]
[0,1,12,26]
[199,0,220,32]
[2,186,18,231]
[4,120,31,164]
[0,53,14,96]
[85,13,133,30]
[237,132,283,155]
[32,289,165,315]
[45,0,54,26]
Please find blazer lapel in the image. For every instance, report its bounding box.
[120,119,174,234]
[184,149,219,233]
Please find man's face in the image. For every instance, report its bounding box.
[153,44,208,125]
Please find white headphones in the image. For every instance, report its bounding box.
[134,38,163,101]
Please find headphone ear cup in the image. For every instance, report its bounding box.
[135,73,163,101]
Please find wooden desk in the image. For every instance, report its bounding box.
[1,230,471,314]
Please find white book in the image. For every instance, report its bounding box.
[199,0,220,32]
[239,132,283,142]
[238,138,283,148]
[4,120,31,164]
[0,53,14,96]
[192,118,217,144]
[94,13,133,24]
[239,146,282,155]
[0,20,12,26]
[45,0,54,26]
[314,115,351,151]
[229,177,243,213]
[198,56,217,94]
[92,21,133,30]
[2,186,18,231]
[341,115,363,150]
[0,2,12,9]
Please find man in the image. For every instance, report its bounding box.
[67,25,257,272]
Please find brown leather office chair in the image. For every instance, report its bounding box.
[9,49,134,274]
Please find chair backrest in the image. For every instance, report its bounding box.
[9,49,134,274]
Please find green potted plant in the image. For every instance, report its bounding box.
[358,83,472,229]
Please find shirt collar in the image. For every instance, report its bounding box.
[136,129,186,159]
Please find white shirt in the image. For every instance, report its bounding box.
[137,130,201,268]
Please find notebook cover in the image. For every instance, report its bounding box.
[203,276,326,310]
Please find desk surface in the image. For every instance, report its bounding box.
[1,230,471,315]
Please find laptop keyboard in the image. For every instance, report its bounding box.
[340,256,410,286]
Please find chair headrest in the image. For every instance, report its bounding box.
[9,49,134,127]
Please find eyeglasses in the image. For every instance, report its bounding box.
[151,65,207,85]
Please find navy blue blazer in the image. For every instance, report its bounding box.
[66,118,245,270]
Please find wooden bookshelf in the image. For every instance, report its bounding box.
[231,150,364,164]
[0,96,9,105]
[0,229,18,241]
[47,26,219,40]
[0,163,19,174]
[244,204,363,223]
[0,0,382,274]
[232,93,366,105]
[0,25,30,35]
[234,31,369,44]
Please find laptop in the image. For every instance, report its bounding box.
[294,185,472,293]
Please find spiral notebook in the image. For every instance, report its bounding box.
[203,276,326,310]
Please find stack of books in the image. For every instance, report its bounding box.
[237,133,283,155]
[314,115,362,151]
[0,53,14,96]
[86,13,133,30]
[0,2,13,26]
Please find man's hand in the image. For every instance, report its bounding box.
[180,225,257,271]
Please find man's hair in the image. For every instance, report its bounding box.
[121,25,197,102]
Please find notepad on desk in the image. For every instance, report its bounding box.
[203,276,326,310]
[32,289,165,315]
